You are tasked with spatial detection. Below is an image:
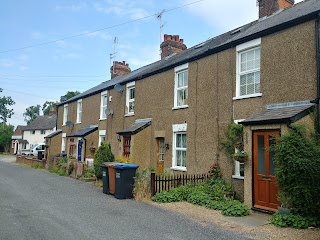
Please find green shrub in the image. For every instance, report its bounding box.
[94,142,114,179]
[221,200,250,217]
[269,124,320,218]
[152,191,173,203]
[271,212,319,229]
[187,190,211,206]
[205,200,227,210]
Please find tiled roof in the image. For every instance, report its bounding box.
[241,104,314,125]
[23,115,57,131]
[67,125,98,137]
[117,118,152,136]
[58,0,320,106]
[45,129,62,139]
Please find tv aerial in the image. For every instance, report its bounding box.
[114,84,123,93]
[105,108,114,116]
[66,121,73,127]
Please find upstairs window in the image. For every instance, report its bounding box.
[235,38,261,99]
[76,99,82,123]
[174,63,188,108]
[100,91,108,120]
[31,130,35,134]
[41,130,45,134]
[126,82,135,115]
[63,104,68,125]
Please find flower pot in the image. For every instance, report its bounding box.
[234,156,248,163]
[278,206,291,215]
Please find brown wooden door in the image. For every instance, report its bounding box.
[253,131,281,212]
[123,136,131,158]
[157,138,165,174]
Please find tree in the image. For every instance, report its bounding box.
[23,105,40,124]
[94,142,114,179]
[0,88,15,126]
[42,101,58,115]
[63,91,80,102]
[0,123,14,152]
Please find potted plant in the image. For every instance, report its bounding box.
[233,151,249,163]
[90,145,97,151]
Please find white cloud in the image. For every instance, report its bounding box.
[125,44,160,69]
[0,59,14,68]
[19,66,28,71]
[17,54,28,61]
[84,31,113,40]
[183,0,258,32]
[93,1,149,20]
[63,53,82,58]
[31,31,45,40]
[55,2,87,11]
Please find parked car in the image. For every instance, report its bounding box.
[21,143,45,156]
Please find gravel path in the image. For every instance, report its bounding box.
[0,160,252,240]
[150,202,320,240]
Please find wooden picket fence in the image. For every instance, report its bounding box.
[150,172,208,196]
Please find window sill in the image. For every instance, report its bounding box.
[233,93,262,100]
[125,113,134,117]
[172,105,189,110]
[170,166,187,172]
[75,122,81,125]
[99,118,106,121]
[232,175,244,180]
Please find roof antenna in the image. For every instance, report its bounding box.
[157,9,166,58]
[112,37,118,74]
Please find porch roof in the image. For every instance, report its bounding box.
[240,104,314,126]
[45,129,62,139]
[67,125,98,137]
[117,119,152,136]
[17,139,29,144]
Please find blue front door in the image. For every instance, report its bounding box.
[77,139,82,161]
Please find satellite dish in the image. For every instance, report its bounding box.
[105,108,114,116]
[114,84,123,93]
[66,121,73,127]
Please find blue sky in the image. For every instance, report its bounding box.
[0,0,303,128]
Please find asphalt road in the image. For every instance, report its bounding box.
[0,158,252,240]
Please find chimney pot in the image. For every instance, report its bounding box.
[110,60,131,79]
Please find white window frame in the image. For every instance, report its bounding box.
[61,133,67,152]
[173,63,189,109]
[11,141,14,148]
[232,119,245,180]
[126,82,135,116]
[76,99,82,124]
[100,91,108,120]
[171,123,187,171]
[40,130,46,134]
[99,130,106,147]
[63,104,68,125]
[234,38,262,100]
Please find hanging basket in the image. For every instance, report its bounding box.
[234,156,248,163]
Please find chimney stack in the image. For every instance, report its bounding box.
[160,34,187,59]
[110,61,131,79]
[258,0,294,19]
[49,107,56,116]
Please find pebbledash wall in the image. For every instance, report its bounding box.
[53,1,319,204]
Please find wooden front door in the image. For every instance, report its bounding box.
[253,131,281,212]
[157,138,165,174]
[123,136,131,158]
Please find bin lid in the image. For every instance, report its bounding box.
[106,162,120,168]
[99,162,114,167]
[113,164,139,169]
